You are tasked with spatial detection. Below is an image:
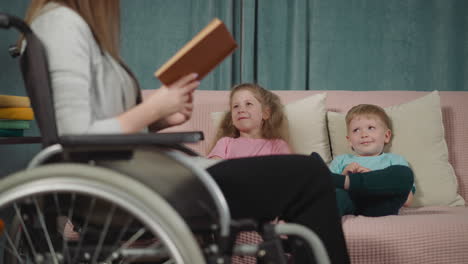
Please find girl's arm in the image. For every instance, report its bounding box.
[274,139,292,154]
[207,137,228,159]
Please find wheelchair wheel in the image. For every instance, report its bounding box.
[0,163,205,264]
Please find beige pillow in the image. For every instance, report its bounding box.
[327,91,465,207]
[211,93,332,163]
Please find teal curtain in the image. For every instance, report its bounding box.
[121,0,237,91]
[240,0,468,91]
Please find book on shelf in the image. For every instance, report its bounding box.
[0,107,34,120]
[155,18,238,86]
[0,120,31,129]
[0,94,31,108]
[0,128,24,137]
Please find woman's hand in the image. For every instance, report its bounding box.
[146,73,199,120]
[118,73,199,133]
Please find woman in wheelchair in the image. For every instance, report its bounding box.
[0,0,349,263]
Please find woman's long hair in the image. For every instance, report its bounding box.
[209,83,289,152]
[22,0,121,62]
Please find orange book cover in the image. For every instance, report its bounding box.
[0,94,31,108]
[155,18,238,85]
[0,107,34,120]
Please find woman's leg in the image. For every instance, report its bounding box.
[207,154,350,264]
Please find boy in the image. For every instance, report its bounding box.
[330,104,415,217]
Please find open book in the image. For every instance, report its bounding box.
[155,18,237,86]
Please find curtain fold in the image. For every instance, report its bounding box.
[121,0,236,90]
[116,0,468,91]
[238,0,468,91]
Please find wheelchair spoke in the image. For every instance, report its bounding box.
[13,203,38,258]
[104,227,145,263]
[91,204,116,264]
[3,226,25,264]
[54,194,72,264]
[104,216,135,261]
[33,197,59,264]
[0,164,206,264]
[72,197,96,264]
[65,193,77,263]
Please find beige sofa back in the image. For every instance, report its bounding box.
[142,90,468,200]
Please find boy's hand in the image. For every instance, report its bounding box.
[341,162,371,190]
[342,162,371,175]
[403,192,414,207]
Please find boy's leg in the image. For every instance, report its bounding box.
[335,188,356,217]
[348,165,414,196]
[347,165,414,217]
[351,193,408,217]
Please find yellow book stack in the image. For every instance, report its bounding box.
[0,94,34,137]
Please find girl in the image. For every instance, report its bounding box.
[23,1,349,263]
[209,83,291,159]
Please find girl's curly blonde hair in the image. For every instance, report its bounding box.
[210,83,288,151]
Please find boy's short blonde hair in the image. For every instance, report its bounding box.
[345,104,392,130]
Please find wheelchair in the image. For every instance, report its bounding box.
[0,13,330,264]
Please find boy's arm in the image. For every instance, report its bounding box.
[330,156,350,189]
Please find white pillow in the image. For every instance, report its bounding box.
[211,93,332,164]
[327,91,465,207]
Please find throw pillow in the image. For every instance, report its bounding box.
[327,91,465,207]
[211,93,332,163]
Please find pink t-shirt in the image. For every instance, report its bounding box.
[208,137,291,159]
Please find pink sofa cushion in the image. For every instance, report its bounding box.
[142,90,468,264]
[142,90,468,200]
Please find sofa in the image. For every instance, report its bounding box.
[142,90,468,264]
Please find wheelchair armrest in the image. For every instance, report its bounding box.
[59,131,203,155]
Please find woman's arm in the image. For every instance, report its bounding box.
[32,7,199,135]
[118,74,199,133]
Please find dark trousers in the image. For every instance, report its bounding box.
[333,165,414,217]
[207,153,350,264]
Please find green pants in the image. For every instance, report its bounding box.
[333,165,414,217]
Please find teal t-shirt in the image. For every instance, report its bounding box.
[330,153,416,193]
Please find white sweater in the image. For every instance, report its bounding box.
[30,3,219,168]
[31,3,139,135]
